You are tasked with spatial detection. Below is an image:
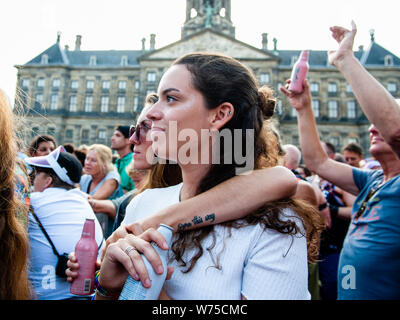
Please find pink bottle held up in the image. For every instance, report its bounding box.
[70,218,98,295]
[288,50,309,94]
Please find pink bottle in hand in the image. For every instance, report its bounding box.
[288,50,309,93]
[70,218,98,295]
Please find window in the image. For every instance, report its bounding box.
[50,94,58,110]
[330,137,339,147]
[47,127,55,136]
[70,80,79,89]
[387,82,397,93]
[117,96,125,113]
[328,82,338,93]
[328,101,338,118]
[81,129,89,140]
[69,96,77,112]
[89,56,97,66]
[102,80,110,90]
[65,129,74,139]
[118,81,127,90]
[32,127,39,138]
[347,101,356,119]
[35,94,43,108]
[121,56,128,66]
[260,73,270,84]
[384,55,394,66]
[291,107,297,117]
[312,100,320,117]
[86,80,94,90]
[22,78,30,88]
[134,80,140,90]
[348,137,359,144]
[37,78,45,88]
[85,96,93,112]
[52,78,60,88]
[346,84,353,93]
[133,96,139,112]
[98,129,106,139]
[41,54,48,64]
[310,82,319,93]
[101,96,109,113]
[147,72,156,82]
[277,82,283,91]
[291,55,298,66]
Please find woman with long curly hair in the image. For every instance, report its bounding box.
[97,53,324,300]
[0,90,31,299]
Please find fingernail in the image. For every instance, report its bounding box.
[157,266,163,274]
[144,279,151,287]
[162,242,168,249]
[133,273,139,280]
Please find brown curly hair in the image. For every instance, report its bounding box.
[169,53,324,273]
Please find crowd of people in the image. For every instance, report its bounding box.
[1,22,399,300]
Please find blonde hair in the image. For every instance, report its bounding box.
[87,144,115,176]
[0,90,32,299]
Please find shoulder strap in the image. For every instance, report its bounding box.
[31,209,61,258]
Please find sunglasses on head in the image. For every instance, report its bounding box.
[129,120,152,144]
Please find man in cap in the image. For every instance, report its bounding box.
[25,146,104,300]
[111,125,134,193]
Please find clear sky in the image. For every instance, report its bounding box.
[1,0,400,105]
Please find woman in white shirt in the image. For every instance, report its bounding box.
[97,53,322,300]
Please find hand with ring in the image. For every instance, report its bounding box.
[98,228,173,296]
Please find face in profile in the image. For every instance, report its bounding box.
[146,64,211,164]
[35,141,56,157]
[369,124,393,157]
[130,104,155,170]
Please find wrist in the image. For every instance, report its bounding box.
[333,53,357,71]
[94,271,120,300]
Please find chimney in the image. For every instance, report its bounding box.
[57,31,61,43]
[273,37,278,51]
[369,29,375,42]
[64,45,69,51]
[141,38,146,52]
[75,35,82,51]
[358,45,364,52]
[262,33,268,51]
[150,34,156,51]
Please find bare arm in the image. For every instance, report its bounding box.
[88,198,116,219]
[329,21,400,157]
[280,80,359,195]
[336,187,356,220]
[126,166,298,233]
[91,179,119,200]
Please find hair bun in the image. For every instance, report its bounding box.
[257,87,276,119]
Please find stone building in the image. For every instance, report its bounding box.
[15,0,400,155]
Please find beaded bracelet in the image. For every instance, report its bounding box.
[93,270,120,299]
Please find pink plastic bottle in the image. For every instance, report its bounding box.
[288,50,309,93]
[70,218,97,295]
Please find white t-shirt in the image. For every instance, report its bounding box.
[122,183,310,300]
[28,187,104,300]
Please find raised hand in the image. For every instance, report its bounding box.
[328,21,357,67]
[280,79,312,113]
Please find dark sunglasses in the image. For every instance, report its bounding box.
[129,120,152,144]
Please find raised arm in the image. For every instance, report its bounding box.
[130,165,298,233]
[329,21,400,157]
[280,80,359,195]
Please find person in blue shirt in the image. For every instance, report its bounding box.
[280,21,400,300]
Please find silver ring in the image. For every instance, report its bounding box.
[124,245,136,255]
